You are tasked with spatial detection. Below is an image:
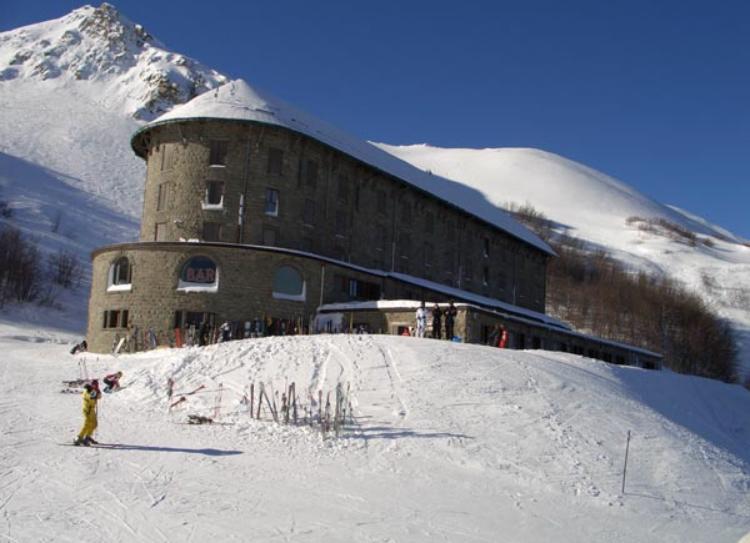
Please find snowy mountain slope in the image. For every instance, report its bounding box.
[378,144,750,376]
[0,151,138,323]
[1,332,748,542]
[0,3,227,220]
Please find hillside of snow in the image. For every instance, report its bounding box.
[378,144,750,377]
[1,328,749,542]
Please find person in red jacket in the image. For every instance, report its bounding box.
[498,325,509,348]
[103,371,123,393]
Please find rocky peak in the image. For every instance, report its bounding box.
[0,3,228,120]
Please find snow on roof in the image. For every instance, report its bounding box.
[137,79,554,255]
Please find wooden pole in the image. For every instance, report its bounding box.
[250,383,254,419]
[621,430,632,495]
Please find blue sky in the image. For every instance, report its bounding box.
[4,1,749,238]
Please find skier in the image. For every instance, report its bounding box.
[74,380,100,446]
[444,300,457,340]
[219,321,232,342]
[431,304,442,339]
[103,371,123,393]
[415,301,428,338]
[498,325,509,348]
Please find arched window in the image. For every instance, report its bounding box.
[178,256,219,292]
[107,257,132,292]
[272,266,305,301]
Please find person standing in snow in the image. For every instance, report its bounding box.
[431,303,442,339]
[74,380,101,446]
[444,301,457,340]
[498,325,509,348]
[415,301,428,338]
[219,321,232,342]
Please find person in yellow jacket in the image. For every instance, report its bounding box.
[74,380,100,446]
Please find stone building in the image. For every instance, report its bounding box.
[86,79,661,369]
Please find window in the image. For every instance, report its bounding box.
[159,145,166,171]
[265,188,279,216]
[376,190,386,214]
[178,256,218,291]
[463,259,473,284]
[209,140,228,166]
[111,257,131,285]
[302,159,318,187]
[400,201,412,226]
[202,222,223,242]
[339,276,381,300]
[483,265,490,286]
[302,199,315,226]
[267,148,283,175]
[204,180,224,207]
[375,226,386,252]
[157,183,168,211]
[272,266,305,301]
[445,219,455,241]
[335,209,348,235]
[400,233,411,257]
[425,212,434,234]
[497,270,508,293]
[483,237,490,258]
[399,233,410,273]
[424,242,434,269]
[444,250,454,274]
[262,227,277,246]
[337,176,350,203]
[154,222,167,241]
[102,309,128,329]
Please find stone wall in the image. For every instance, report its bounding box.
[88,242,465,352]
[133,120,548,313]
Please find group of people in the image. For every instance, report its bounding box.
[414,301,458,340]
[413,301,510,348]
[73,372,123,446]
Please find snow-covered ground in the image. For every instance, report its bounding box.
[1,317,749,542]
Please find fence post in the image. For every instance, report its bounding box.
[621,430,632,495]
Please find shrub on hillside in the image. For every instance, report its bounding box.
[516,204,738,382]
[546,240,738,382]
[48,249,82,289]
[0,225,42,305]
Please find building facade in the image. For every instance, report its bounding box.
[86,80,660,369]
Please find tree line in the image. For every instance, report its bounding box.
[507,203,739,383]
[0,223,82,307]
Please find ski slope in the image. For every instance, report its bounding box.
[1,321,748,542]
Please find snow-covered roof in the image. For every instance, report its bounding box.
[134,79,554,256]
